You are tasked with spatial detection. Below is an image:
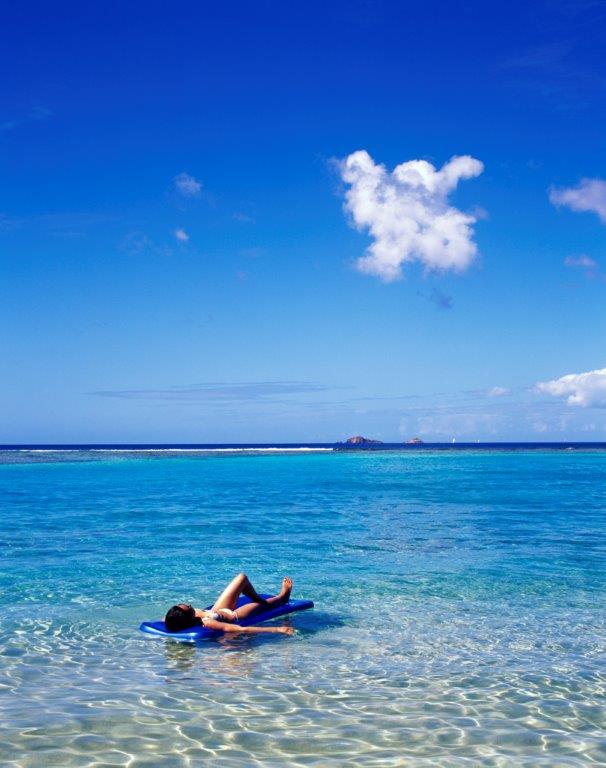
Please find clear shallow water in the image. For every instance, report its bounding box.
[1,449,605,767]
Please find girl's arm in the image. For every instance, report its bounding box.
[202,618,293,635]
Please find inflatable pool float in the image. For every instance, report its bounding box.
[140,594,314,641]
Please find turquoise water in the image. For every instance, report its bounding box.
[1,448,605,766]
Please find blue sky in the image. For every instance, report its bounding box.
[2,0,606,442]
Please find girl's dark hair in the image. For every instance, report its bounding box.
[164,605,201,632]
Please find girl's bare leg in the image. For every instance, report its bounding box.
[229,577,293,621]
[211,573,268,612]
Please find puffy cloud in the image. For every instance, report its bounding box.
[549,178,606,223]
[174,227,189,242]
[536,367,606,408]
[488,386,509,397]
[173,172,202,198]
[339,150,484,281]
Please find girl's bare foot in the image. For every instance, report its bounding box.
[279,577,293,602]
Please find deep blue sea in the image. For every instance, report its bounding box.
[1,446,605,766]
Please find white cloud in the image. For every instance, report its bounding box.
[564,254,597,269]
[174,227,189,242]
[536,367,606,408]
[549,178,606,223]
[396,393,606,441]
[338,150,484,282]
[488,386,510,397]
[399,409,507,439]
[173,172,202,198]
[233,212,255,224]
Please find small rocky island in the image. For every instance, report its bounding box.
[337,435,425,450]
[345,435,384,446]
[336,435,385,450]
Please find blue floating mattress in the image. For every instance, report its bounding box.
[140,594,314,641]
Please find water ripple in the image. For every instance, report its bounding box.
[1,450,605,765]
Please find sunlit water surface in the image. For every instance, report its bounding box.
[1,449,605,766]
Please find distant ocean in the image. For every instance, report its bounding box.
[3,440,606,456]
[1,445,605,766]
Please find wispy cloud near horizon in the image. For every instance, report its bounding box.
[91,381,344,403]
[338,150,484,282]
[86,378,606,440]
